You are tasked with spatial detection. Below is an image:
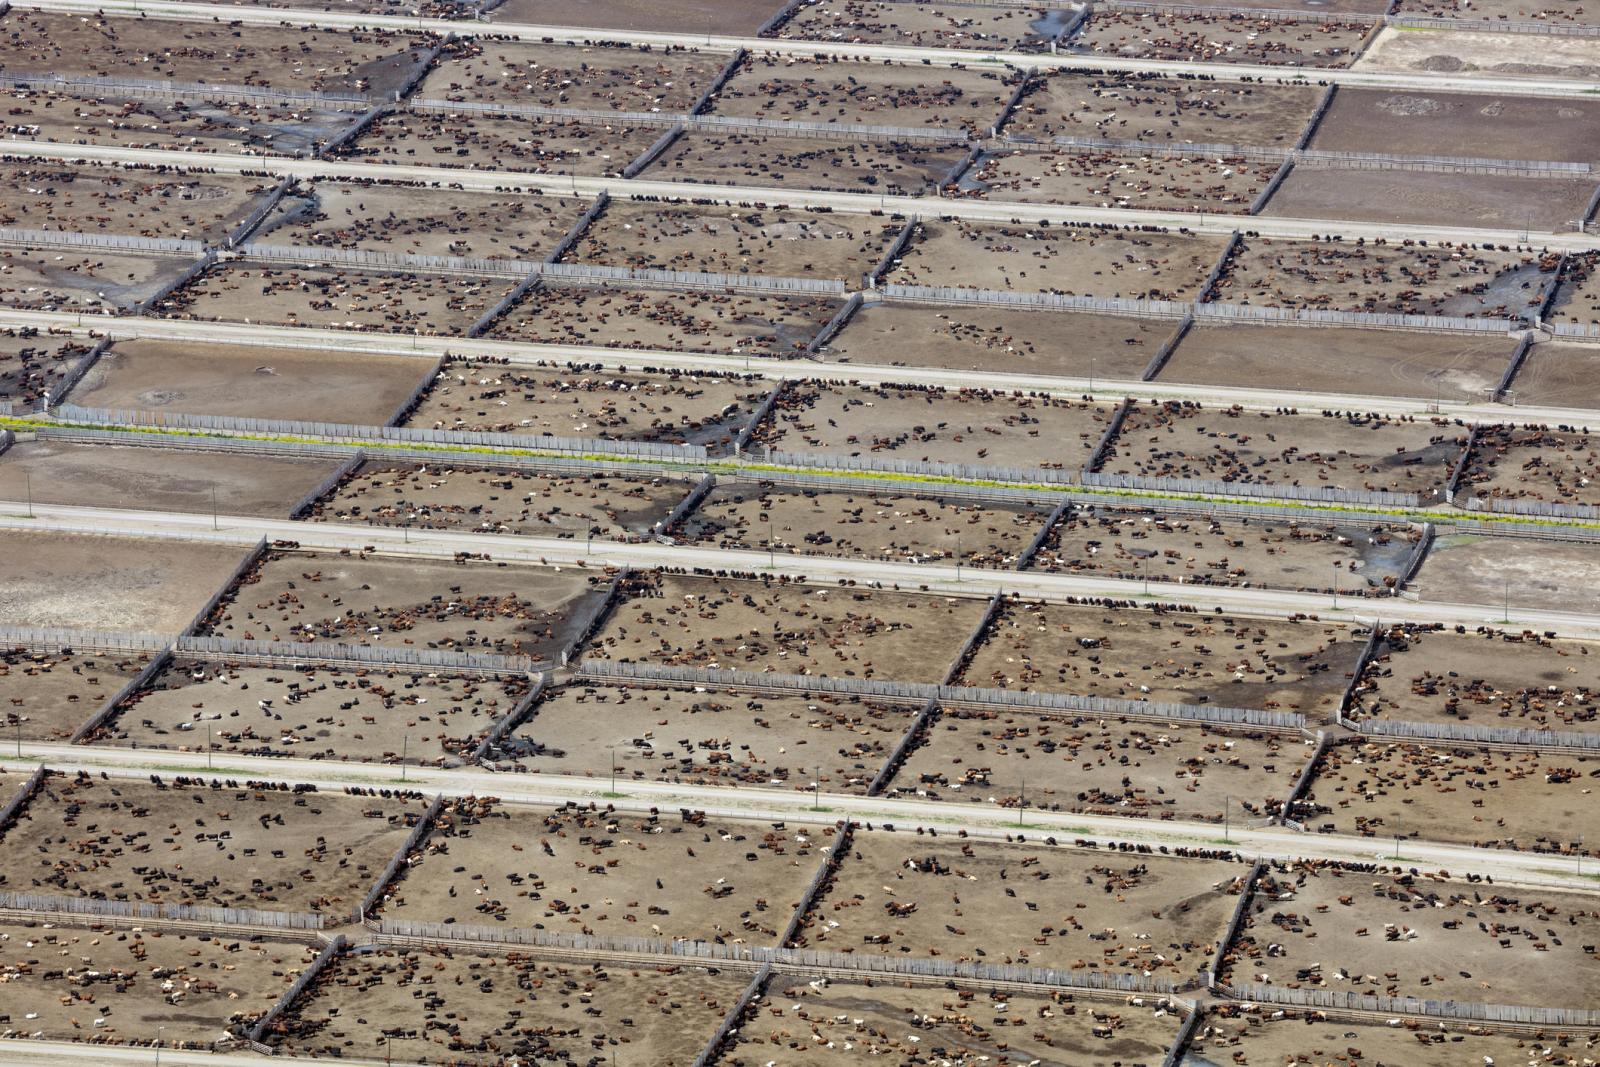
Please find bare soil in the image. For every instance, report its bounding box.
[777,2,1077,51]
[1030,503,1419,597]
[1212,237,1552,318]
[0,439,343,518]
[796,832,1246,979]
[0,332,90,409]
[895,709,1313,825]
[488,282,839,357]
[727,977,1182,1067]
[568,200,902,282]
[0,774,428,918]
[1460,425,1600,507]
[1299,740,1599,857]
[201,549,606,663]
[1069,11,1369,67]
[754,381,1118,472]
[310,461,688,539]
[0,922,318,1048]
[712,56,1020,135]
[957,147,1272,213]
[69,338,433,425]
[0,163,271,243]
[1099,403,1469,501]
[1503,340,1600,409]
[498,681,917,793]
[415,40,726,112]
[255,181,590,261]
[825,301,1171,378]
[1415,531,1600,615]
[1356,25,1600,81]
[1008,73,1322,147]
[1222,866,1600,1010]
[0,10,435,97]
[159,263,513,336]
[960,600,1363,717]
[1308,88,1600,165]
[336,111,663,176]
[642,131,966,197]
[0,246,196,313]
[676,481,1052,568]
[585,572,990,683]
[1350,624,1600,736]
[378,799,827,945]
[402,358,768,453]
[1389,0,1600,27]
[1547,251,1600,327]
[273,946,743,1065]
[0,530,248,633]
[0,647,151,742]
[491,0,783,33]
[1157,322,1518,404]
[890,220,1226,299]
[1264,166,1596,231]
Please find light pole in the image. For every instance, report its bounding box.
[1331,563,1338,610]
[609,745,618,794]
[1223,795,1232,844]
[400,734,408,782]
[212,483,219,531]
[812,769,820,811]
[1017,776,1025,827]
[207,722,213,770]
[155,1026,164,1067]
[1394,834,1403,861]
[24,473,32,519]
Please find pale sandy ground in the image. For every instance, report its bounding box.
[1355,26,1600,79]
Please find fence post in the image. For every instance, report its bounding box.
[867,217,918,289]
[692,48,747,116]
[247,934,347,1046]
[360,794,447,923]
[622,122,686,179]
[1443,426,1481,506]
[1014,500,1068,571]
[471,672,548,763]
[734,380,790,456]
[1197,231,1242,303]
[0,766,47,837]
[991,68,1037,137]
[1337,624,1384,729]
[1249,159,1294,216]
[756,0,806,35]
[288,450,366,519]
[1140,314,1192,381]
[559,571,629,668]
[184,538,268,637]
[1206,860,1263,989]
[1395,522,1434,592]
[691,962,771,1067]
[1295,84,1339,151]
[226,176,294,249]
[655,472,717,541]
[1085,397,1132,474]
[68,645,174,744]
[805,292,864,357]
[49,337,110,407]
[1275,731,1330,826]
[1162,1006,1205,1067]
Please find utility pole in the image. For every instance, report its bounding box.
[24,473,33,518]
[1331,563,1338,610]
[1018,777,1025,827]
[610,745,618,795]
[212,484,219,531]
[207,722,212,770]
[1223,795,1231,843]
[401,734,408,782]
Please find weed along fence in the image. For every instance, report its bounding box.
[576,660,1307,730]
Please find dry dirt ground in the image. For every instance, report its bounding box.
[642,131,967,197]
[68,338,433,425]
[1068,11,1370,67]
[0,774,428,918]
[309,461,688,539]
[726,976,1183,1067]
[957,147,1274,213]
[1460,425,1600,508]
[0,332,90,410]
[414,40,726,112]
[93,657,531,766]
[0,247,197,313]
[567,200,901,282]
[1007,73,1322,147]
[1156,322,1518,404]
[0,439,343,518]
[1212,237,1551,318]
[255,181,590,261]
[1029,504,1419,597]
[894,709,1313,825]
[1356,25,1600,81]
[797,832,1246,979]
[0,647,151,742]
[0,923,318,1048]
[402,359,769,452]
[377,799,825,945]
[173,0,477,15]
[824,301,1173,378]
[497,681,917,793]
[1504,341,1600,409]
[777,2,1077,51]
[201,549,606,663]
[1186,1007,1600,1067]
[1263,166,1596,231]
[1222,866,1600,1010]
[1307,87,1600,165]
[1098,403,1468,502]
[335,111,664,176]
[959,600,1363,718]
[1415,530,1600,616]
[754,382,1118,472]
[1392,0,1600,19]
[0,163,270,243]
[492,0,783,33]
[0,531,248,633]
[675,481,1052,568]
[158,264,513,336]
[1350,624,1600,736]
[585,573,989,683]
[487,282,839,358]
[1298,740,1599,857]
[0,10,435,97]
[712,56,1020,135]
[271,946,744,1065]
[1547,252,1600,327]
[0,89,359,159]
[888,220,1226,299]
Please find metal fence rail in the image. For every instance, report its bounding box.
[1357,718,1600,751]
[577,660,1307,729]
[689,113,971,145]
[177,635,547,675]
[1194,301,1520,333]
[884,283,1191,319]
[0,625,175,655]
[1467,495,1600,521]
[1386,12,1600,35]
[1224,981,1600,1028]
[0,889,326,931]
[247,934,346,1045]
[765,446,1078,486]
[1081,470,1422,508]
[0,72,371,108]
[0,225,205,256]
[408,98,681,129]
